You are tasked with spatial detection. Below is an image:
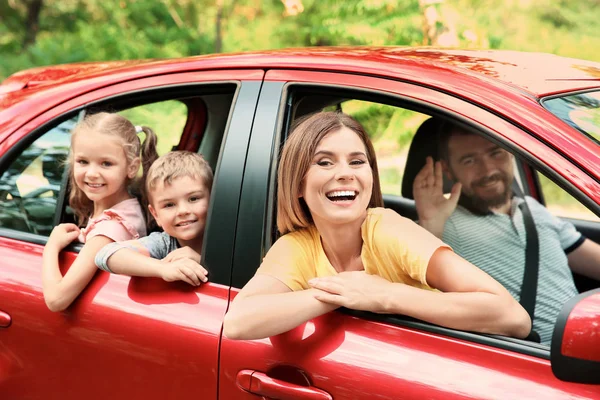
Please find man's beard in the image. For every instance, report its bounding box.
[456,172,512,214]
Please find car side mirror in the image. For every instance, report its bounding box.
[551,289,600,384]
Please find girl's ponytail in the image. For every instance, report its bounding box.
[138,126,159,185]
[137,126,159,228]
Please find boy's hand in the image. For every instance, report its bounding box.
[160,258,208,286]
[46,223,80,251]
[162,246,201,264]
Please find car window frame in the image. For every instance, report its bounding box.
[0,112,84,245]
[234,74,600,360]
[0,71,264,276]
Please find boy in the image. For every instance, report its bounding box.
[95,151,212,286]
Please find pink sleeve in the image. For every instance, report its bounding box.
[82,210,142,243]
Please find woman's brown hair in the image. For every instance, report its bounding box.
[277,111,383,234]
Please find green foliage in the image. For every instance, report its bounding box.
[119,100,188,156]
[2,0,600,80]
[1,0,599,220]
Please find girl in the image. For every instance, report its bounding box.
[42,112,158,311]
[223,111,531,340]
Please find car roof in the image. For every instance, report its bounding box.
[1,47,599,136]
[3,47,600,94]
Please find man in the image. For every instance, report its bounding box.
[412,121,600,345]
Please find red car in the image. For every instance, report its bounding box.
[1,47,599,399]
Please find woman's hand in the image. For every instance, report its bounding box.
[308,271,392,313]
[46,223,80,252]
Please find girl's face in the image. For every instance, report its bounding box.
[72,131,137,211]
[301,126,373,229]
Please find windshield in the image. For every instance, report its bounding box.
[543,90,600,144]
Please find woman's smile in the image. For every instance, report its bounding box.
[302,126,373,227]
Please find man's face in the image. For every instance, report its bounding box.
[443,132,514,210]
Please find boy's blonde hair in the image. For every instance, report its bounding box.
[145,151,213,203]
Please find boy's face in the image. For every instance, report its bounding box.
[148,175,210,243]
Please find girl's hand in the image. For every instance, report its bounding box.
[162,246,201,264]
[46,223,81,251]
[308,271,392,313]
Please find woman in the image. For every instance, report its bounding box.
[223,111,531,340]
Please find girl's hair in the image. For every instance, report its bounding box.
[68,112,159,226]
[277,111,384,234]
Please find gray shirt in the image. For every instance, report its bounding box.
[443,196,583,345]
[95,231,180,272]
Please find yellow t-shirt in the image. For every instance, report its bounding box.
[256,207,450,291]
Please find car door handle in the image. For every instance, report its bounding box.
[236,369,332,400]
[0,311,11,328]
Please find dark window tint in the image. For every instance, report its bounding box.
[0,118,74,235]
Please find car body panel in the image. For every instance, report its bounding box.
[220,292,600,400]
[0,69,264,144]
[0,74,264,398]
[3,48,599,147]
[0,236,229,399]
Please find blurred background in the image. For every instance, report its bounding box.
[2,0,599,80]
[1,0,599,219]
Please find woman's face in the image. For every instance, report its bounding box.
[301,126,373,228]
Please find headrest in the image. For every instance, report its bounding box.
[42,150,67,186]
[401,117,453,199]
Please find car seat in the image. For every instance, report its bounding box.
[400,117,453,199]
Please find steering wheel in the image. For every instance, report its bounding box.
[0,187,38,234]
[0,185,59,235]
[22,184,61,199]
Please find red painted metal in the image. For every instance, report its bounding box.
[264,69,600,205]
[235,370,254,392]
[245,370,333,400]
[219,293,600,400]
[3,48,599,142]
[0,236,228,399]
[0,310,11,327]
[0,69,264,144]
[561,294,600,362]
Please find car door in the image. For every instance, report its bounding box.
[218,70,600,399]
[0,70,264,399]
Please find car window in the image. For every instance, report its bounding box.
[119,100,188,155]
[0,85,237,239]
[537,171,600,222]
[328,99,430,196]
[0,117,75,236]
[283,87,586,350]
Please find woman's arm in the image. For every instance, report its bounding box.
[223,274,339,340]
[310,248,531,338]
[43,230,113,312]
